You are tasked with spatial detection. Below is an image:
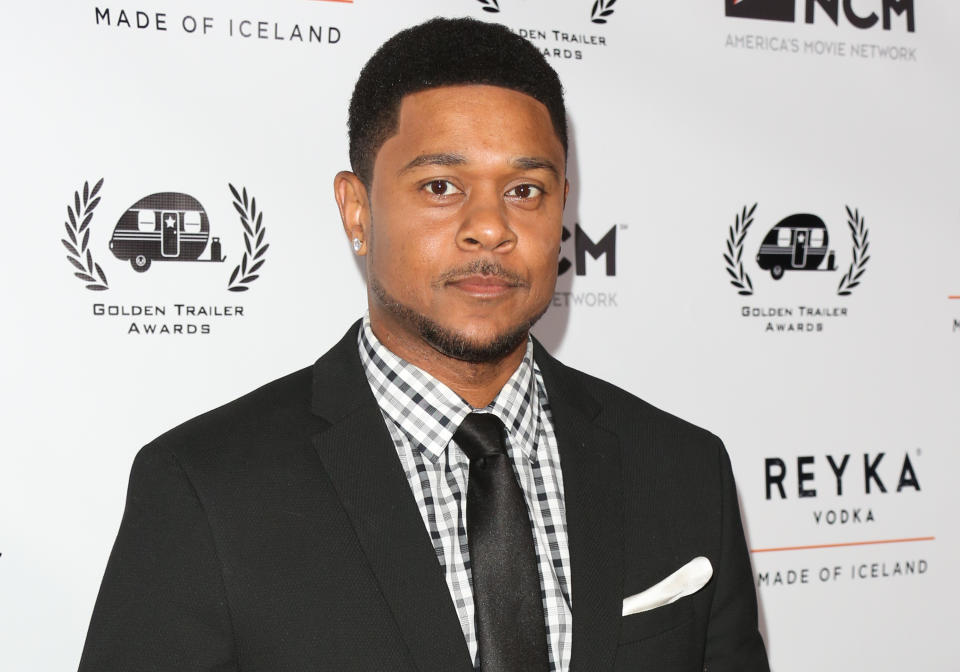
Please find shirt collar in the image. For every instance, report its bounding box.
[358,314,541,464]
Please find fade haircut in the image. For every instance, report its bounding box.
[348,17,567,187]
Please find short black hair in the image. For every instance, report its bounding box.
[348,17,567,187]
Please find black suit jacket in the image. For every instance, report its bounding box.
[79,322,769,671]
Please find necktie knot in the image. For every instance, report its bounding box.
[453,412,508,462]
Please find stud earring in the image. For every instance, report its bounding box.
[352,238,363,252]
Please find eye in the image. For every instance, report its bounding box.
[506,184,544,200]
[422,180,462,197]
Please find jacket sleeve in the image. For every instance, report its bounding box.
[78,442,237,671]
[704,441,770,672]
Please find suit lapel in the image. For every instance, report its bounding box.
[310,324,474,672]
[535,341,623,672]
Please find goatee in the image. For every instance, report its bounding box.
[369,275,549,364]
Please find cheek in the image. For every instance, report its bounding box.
[533,256,559,294]
[518,241,560,304]
[527,226,562,279]
[369,216,448,293]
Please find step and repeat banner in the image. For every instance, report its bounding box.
[1,1,957,669]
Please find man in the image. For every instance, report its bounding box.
[79,17,769,672]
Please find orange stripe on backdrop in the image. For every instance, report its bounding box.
[308,1,354,3]
[750,536,935,553]
[949,296,960,299]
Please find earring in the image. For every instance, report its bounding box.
[352,238,363,252]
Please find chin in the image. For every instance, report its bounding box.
[373,277,549,363]
[420,319,529,364]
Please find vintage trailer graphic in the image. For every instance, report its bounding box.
[109,192,224,272]
[756,213,836,280]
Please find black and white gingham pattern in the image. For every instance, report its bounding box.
[358,316,572,671]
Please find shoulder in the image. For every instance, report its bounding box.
[164,365,316,442]
[138,365,326,478]
[133,322,366,488]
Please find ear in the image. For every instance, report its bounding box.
[562,179,570,210]
[333,171,371,256]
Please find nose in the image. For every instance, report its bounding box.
[456,189,517,253]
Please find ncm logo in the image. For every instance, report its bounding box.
[558,224,616,276]
[725,0,916,32]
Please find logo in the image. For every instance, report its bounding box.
[725,0,916,32]
[723,204,872,332]
[59,179,271,334]
[60,180,269,294]
[752,448,931,592]
[724,204,870,297]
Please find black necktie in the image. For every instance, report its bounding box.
[453,412,549,672]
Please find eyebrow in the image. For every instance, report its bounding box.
[397,153,561,180]
[398,152,467,175]
[512,156,560,179]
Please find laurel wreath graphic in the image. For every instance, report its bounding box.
[226,184,269,292]
[61,178,109,291]
[837,206,870,296]
[477,0,500,13]
[724,203,756,296]
[590,0,617,24]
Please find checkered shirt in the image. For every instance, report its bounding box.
[358,316,572,671]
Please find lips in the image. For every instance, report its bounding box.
[447,274,518,298]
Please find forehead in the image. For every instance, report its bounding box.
[383,84,564,161]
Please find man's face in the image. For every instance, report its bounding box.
[350,84,567,363]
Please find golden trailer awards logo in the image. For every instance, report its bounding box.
[723,203,872,332]
[60,180,268,292]
[58,179,270,335]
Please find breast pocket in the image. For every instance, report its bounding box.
[614,600,699,672]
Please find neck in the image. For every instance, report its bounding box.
[368,314,527,409]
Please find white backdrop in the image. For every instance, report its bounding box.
[2,1,957,669]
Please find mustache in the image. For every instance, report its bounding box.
[435,260,529,288]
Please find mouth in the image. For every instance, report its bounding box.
[437,260,528,299]
[447,274,520,298]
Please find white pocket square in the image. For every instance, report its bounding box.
[622,556,713,616]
